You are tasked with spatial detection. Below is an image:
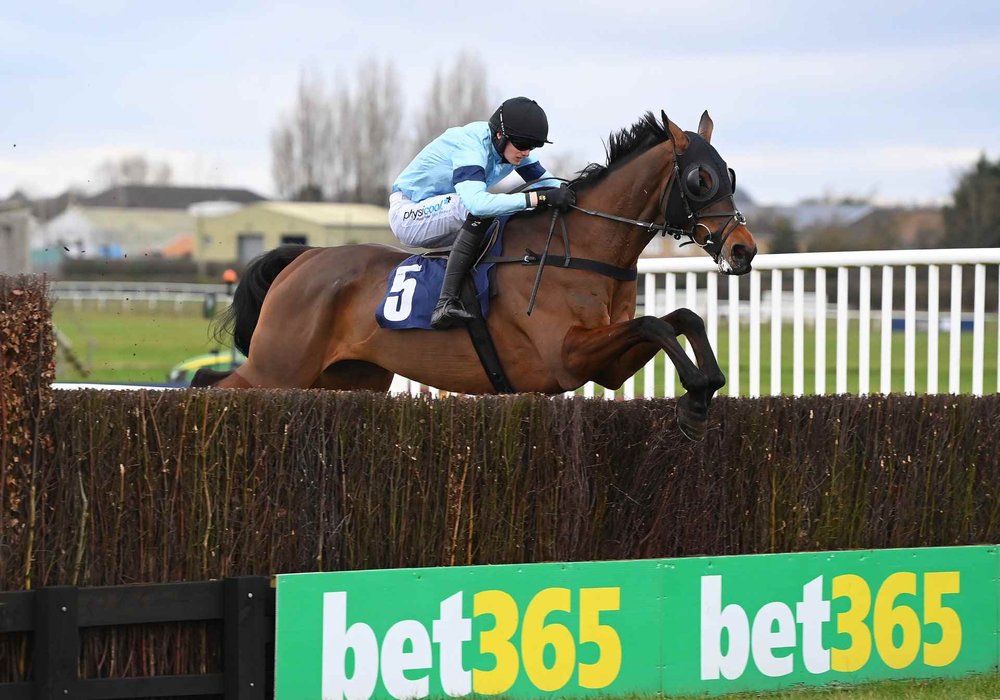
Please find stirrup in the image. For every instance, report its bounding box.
[431,297,474,329]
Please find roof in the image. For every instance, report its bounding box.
[256,201,390,227]
[86,185,266,210]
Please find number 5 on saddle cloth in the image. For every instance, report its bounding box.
[376,220,504,331]
[376,218,513,392]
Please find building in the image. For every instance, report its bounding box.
[195,201,399,266]
[31,185,267,261]
[38,206,197,259]
[0,200,32,274]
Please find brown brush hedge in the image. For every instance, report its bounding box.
[4,389,994,592]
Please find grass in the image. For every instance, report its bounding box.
[52,301,999,394]
[53,300,225,384]
[664,674,1000,698]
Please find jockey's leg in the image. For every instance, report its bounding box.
[388,191,467,249]
[430,214,493,329]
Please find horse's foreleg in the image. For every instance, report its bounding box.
[562,315,711,440]
[663,308,726,399]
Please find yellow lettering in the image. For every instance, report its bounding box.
[473,590,519,694]
[831,574,872,672]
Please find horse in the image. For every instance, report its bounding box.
[198,110,757,440]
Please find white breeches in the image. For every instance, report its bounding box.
[388,191,469,248]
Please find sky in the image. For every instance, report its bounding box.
[1,0,998,207]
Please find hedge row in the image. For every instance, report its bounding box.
[0,276,55,586]
[4,389,995,594]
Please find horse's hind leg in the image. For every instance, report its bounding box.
[313,360,394,391]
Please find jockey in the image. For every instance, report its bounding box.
[389,96,576,329]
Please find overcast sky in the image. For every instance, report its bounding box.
[2,0,997,206]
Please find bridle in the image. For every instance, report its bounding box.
[565,133,746,263]
[502,128,748,312]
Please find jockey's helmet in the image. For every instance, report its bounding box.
[489,97,552,152]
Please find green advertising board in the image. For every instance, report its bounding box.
[275,545,998,698]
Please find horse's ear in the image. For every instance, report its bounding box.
[697,110,714,143]
[661,110,690,151]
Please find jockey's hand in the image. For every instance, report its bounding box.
[536,185,576,212]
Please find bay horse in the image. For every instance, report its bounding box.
[201,110,757,440]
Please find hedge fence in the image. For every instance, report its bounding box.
[1,274,998,683]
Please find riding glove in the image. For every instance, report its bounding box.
[535,185,576,212]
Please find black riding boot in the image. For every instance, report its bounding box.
[430,215,491,329]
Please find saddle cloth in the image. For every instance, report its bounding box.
[376,219,506,330]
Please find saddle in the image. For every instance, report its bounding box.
[376,220,515,392]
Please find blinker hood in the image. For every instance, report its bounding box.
[665,131,737,225]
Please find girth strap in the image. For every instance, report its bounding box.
[458,276,516,394]
[483,252,637,282]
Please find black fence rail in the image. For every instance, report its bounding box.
[0,577,273,700]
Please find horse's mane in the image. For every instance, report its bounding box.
[570,111,669,190]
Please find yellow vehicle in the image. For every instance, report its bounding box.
[167,349,245,385]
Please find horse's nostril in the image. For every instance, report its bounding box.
[731,244,753,263]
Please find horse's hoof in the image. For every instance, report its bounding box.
[676,396,708,442]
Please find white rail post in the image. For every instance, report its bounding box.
[749,269,761,398]
[859,266,871,395]
[815,269,827,395]
[728,274,740,397]
[973,264,986,396]
[793,268,805,396]
[770,269,782,395]
[927,265,940,394]
[949,265,962,394]
[836,267,849,394]
[904,265,917,395]
[880,267,894,394]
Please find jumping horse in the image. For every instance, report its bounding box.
[199,110,757,440]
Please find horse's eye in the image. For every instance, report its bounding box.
[685,166,715,197]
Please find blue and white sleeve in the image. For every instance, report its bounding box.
[452,165,530,217]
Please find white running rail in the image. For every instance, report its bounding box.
[410,248,1000,398]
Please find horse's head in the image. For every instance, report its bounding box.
[661,110,757,275]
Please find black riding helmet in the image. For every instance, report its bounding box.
[489,97,552,157]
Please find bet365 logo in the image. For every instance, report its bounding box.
[322,587,621,699]
[701,571,962,681]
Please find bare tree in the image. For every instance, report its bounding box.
[95,155,173,188]
[270,69,335,201]
[342,58,403,205]
[412,52,491,157]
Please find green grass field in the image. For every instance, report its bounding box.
[53,300,999,394]
[54,300,225,384]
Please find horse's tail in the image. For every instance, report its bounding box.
[214,244,313,356]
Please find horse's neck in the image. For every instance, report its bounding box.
[574,144,671,269]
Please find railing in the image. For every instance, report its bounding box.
[50,281,230,310]
[49,249,1000,398]
[406,248,1000,398]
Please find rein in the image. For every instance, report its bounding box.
[491,140,746,313]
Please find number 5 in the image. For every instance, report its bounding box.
[579,587,622,688]
[383,264,422,322]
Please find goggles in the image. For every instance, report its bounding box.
[509,136,544,151]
